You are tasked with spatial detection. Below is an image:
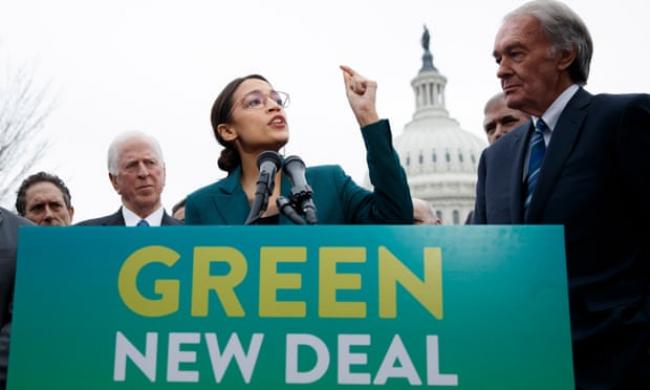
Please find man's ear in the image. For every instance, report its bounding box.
[217,123,237,142]
[109,173,120,194]
[557,48,577,72]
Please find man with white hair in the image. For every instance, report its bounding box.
[474,0,649,387]
[78,131,180,226]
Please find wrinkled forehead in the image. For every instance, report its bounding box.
[118,138,162,163]
[25,181,66,202]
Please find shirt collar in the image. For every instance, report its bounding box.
[532,84,580,132]
[121,205,164,227]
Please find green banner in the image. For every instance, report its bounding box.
[9,226,573,389]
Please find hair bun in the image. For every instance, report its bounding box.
[217,147,241,172]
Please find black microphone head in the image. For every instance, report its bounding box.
[282,155,305,175]
[283,155,309,194]
[257,151,283,172]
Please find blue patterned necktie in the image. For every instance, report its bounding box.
[524,119,548,209]
[136,219,149,227]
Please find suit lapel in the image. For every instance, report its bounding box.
[509,122,532,223]
[525,88,591,222]
[210,168,251,225]
[161,212,179,225]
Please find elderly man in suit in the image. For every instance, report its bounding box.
[474,0,649,388]
[78,131,180,226]
[0,207,32,390]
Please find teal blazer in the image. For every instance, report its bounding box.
[185,120,412,225]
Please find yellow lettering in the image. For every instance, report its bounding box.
[259,247,306,317]
[118,245,180,317]
[191,247,246,317]
[379,246,443,319]
[319,247,366,318]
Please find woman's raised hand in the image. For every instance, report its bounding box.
[340,65,380,127]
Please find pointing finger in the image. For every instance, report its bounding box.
[340,65,356,78]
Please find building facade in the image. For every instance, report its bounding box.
[395,27,486,224]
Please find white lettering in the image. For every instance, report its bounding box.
[338,334,371,384]
[286,333,330,384]
[373,334,422,385]
[205,333,264,383]
[113,331,157,382]
[426,335,458,386]
[167,332,200,382]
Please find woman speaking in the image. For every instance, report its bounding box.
[185,66,412,225]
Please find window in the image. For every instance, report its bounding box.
[452,210,460,225]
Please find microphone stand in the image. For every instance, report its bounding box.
[245,171,272,225]
[276,196,307,225]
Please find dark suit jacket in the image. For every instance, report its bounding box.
[76,208,181,226]
[0,207,32,389]
[474,89,650,387]
[185,119,413,225]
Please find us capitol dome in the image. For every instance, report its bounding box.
[396,26,487,224]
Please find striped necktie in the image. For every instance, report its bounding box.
[524,119,548,209]
[136,219,149,227]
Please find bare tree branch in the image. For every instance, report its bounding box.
[0,61,53,206]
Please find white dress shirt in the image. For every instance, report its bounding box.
[121,205,164,227]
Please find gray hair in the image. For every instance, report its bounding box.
[107,131,164,174]
[506,0,593,85]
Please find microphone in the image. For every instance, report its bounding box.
[283,155,318,224]
[244,151,283,225]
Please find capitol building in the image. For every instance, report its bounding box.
[395,27,486,224]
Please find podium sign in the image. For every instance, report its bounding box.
[9,226,573,389]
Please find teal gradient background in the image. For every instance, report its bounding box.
[8,226,573,389]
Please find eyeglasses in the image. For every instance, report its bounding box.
[236,90,290,111]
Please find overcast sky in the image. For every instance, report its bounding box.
[1,0,648,221]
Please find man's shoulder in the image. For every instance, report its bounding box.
[162,212,182,226]
[590,92,649,109]
[76,209,123,226]
[0,207,33,229]
[484,122,528,158]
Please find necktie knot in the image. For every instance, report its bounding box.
[136,219,149,227]
[535,118,549,135]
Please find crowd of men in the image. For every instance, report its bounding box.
[1,1,648,388]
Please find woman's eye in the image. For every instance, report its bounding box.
[245,97,263,108]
